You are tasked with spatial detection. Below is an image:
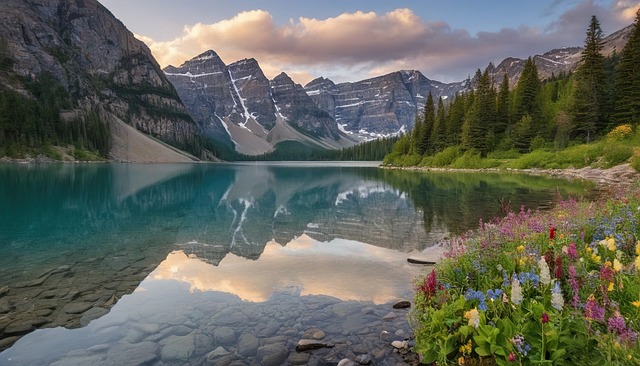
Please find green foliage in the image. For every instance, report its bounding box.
[602,144,633,167]
[431,146,463,167]
[613,10,640,125]
[412,185,640,365]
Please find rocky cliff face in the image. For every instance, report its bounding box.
[304,71,469,139]
[0,0,200,161]
[486,24,634,86]
[165,51,354,155]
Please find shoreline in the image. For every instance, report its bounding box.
[379,163,640,189]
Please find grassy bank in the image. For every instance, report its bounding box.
[384,125,640,173]
[411,183,640,365]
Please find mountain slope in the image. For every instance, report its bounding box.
[164,51,356,155]
[0,0,202,161]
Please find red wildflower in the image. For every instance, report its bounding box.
[554,256,564,279]
[549,226,556,240]
[508,352,516,362]
[421,269,438,298]
[541,313,549,323]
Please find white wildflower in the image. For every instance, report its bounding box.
[511,278,523,305]
[539,257,551,285]
[551,282,564,311]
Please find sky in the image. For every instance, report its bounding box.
[99,0,640,85]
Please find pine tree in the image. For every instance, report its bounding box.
[445,93,465,146]
[462,68,493,156]
[512,58,543,148]
[410,115,423,155]
[431,97,447,152]
[572,15,609,141]
[613,9,640,126]
[420,92,436,154]
[495,73,510,135]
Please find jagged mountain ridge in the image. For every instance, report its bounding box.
[485,24,634,86]
[0,0,202,161]
[304,70,470,139]
[164,51,356,155]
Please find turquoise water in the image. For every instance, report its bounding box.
[0,162,594,365]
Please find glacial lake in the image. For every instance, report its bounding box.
[0,162,594,365]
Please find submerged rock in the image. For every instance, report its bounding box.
[295,339,335,351]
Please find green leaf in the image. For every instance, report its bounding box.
[475,345,492,357]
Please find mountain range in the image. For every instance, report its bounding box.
[0,0,634,160]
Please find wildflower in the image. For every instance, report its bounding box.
[632,300,640,308]
[555,256,564,279]
[568,242,579,261]
[549,226,556,240]
[487,289,503,301]
[464,308,480,329]
[511,278,523,305]
[459,340,472,355]
[551,282,564,311]
[591,253,601,263]
[569,265,580,307]
[510,334,530,356]
[584,294,605,322]
[508,352,516,362]
[636,241,640,256]
[458,356,465,365]
[539,257,551,285]
[541,312,549,323]
[608,282,615,291]
[600,265,614,281]
[608,312,627,334]
[421,269,438,298]
[607,237,616,251]
[613,259,622,272]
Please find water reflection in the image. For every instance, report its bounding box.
[158,235,425,304]
[0,162,594,352]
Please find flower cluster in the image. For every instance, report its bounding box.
[412,184,640,365]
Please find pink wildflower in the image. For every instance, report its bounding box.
[421,269,438,298]
[555,256,564,279]
[541,312,549,324]
[508,352,516,362]
[584,294,605,322]
[568,242,579,261]
[569,265,580,307]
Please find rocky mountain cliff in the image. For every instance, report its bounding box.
[165,51,355,155]
[0,0,202,161]
[304,71,469,140]
[485,24,634,86]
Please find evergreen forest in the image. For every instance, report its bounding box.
[383,13,640,171]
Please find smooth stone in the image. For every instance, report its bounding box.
[0,286,8,297]
[4,321,34,334]
[206,346,231,366]
[237,333,259,357]
[106,342,159,365]
[296,339,335,352]
[0,336,20,350]
[258,320,281,337]
[257,344,289,366]
[355,353,373,365]
[338,359,358,366]
[303,328,326,340]
[287,351,311,365]
[391,340,408,349]
[214,326,236,345]
[80,307,109,326]
[160,333,196,361]
[0,301,12,314]
[382,312,397,321]
[161,324,193,338]
[62,302,93,314]
[86,344,110,353]
[379,330,404,343]
[50,354,105,366]
[135,323,160,335]
[392,300,411,309]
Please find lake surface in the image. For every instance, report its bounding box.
[0,162,594,365]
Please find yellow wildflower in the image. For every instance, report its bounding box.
[604,260,612,268]
[613,259,622,272]
[517,245,525,252]
[591,253,601,263]
[459,340,473,355]
[458,356,466,365]
[586,247,593,254]
[635,255,640,269]
[607,238,616,251]
[608,282,615,292]
[632,300,640,307]
[636,241,640,256]
[464,308,480,329]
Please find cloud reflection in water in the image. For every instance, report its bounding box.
[151,234,426,304]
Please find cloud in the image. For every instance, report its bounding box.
[139,4,637,85]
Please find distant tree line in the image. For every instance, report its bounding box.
[0,73,111,158]
[384,12,640,165]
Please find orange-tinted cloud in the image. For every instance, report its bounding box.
[138,5,636,85]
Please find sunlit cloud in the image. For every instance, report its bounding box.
[137,3,637,85]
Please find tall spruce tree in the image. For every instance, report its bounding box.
[420,92,436,154]
[613,9,640,126]
[495,73,510,135]
[410,115,423,155]
[431,97,447,152]
[462,69,493,156]
[511,58,543,150]
[572,15,609,141]
[445,93,466,146]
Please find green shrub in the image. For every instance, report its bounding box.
[630,153,640,173]
[602,145,633,168]
[431,146,462,167]
[487,149,520,160]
